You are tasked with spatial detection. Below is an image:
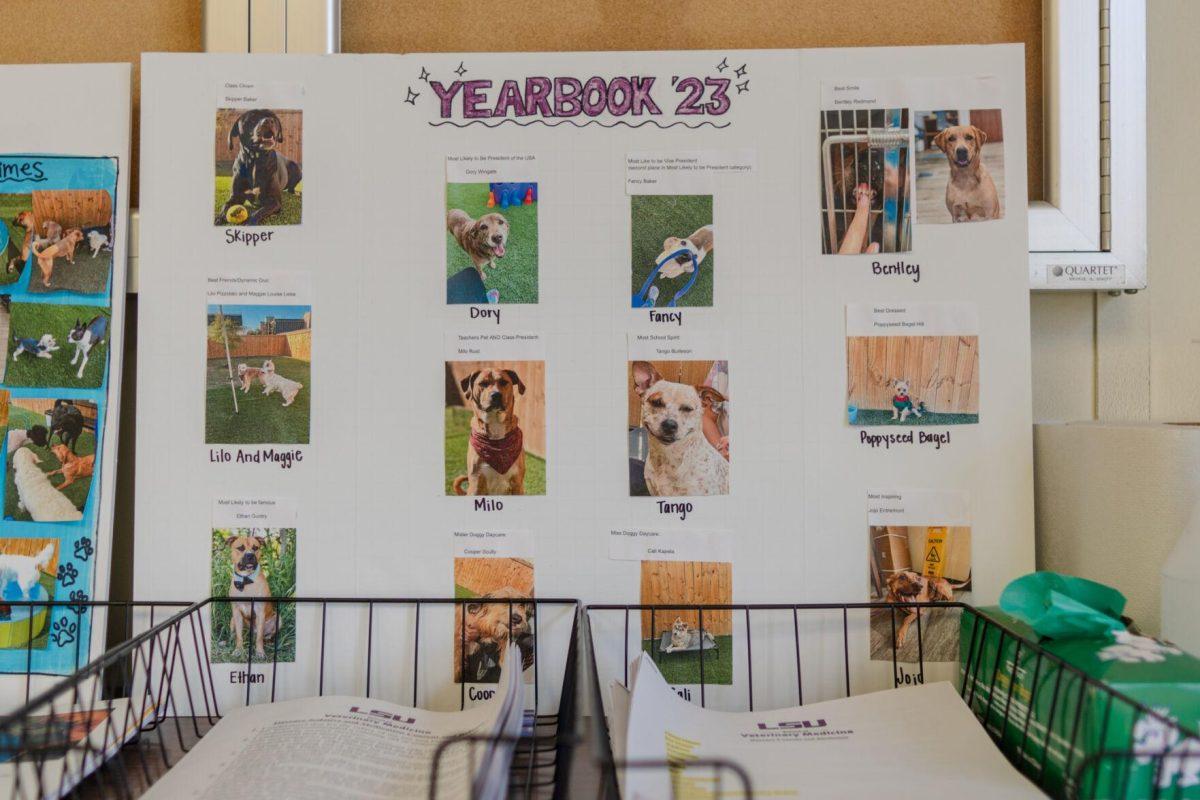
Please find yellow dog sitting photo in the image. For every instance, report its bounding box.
[915,109,1005,223]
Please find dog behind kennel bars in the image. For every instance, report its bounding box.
[820,108,912,254]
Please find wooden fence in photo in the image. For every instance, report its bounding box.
[12,398,98,431]
[31,190,112,232]
[454,557,535,596]
[640,560,732,637]
[214,109,303,168]
[206,330,311,361]
[626,360,716,427]
[846,335,979,414]
[446,361,546,459]
[0,537,59,575]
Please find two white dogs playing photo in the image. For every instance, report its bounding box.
[237,360,303,407]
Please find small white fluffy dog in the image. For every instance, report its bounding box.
[86,230,110,258]
[12,448,82,522]
[259,360,303,407]
[6,429,31,452]
[0,543,56,598]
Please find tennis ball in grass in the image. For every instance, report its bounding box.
[225,205,249,225]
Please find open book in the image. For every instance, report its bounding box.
[609,652,1042,799]
[143,645,525,800]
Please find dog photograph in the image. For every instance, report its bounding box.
[0,537,59,649]
[640,560,732,685]
[445,182,538,305]
[869,525,972,663]
[628,360,729,497]
[846,335,979,426]
[453,556,535,684]
[214,108,303,227]
[819,108,913,254]
[4,303,111,389]
[206,304,311,445]
[20,190,115,295]
[445,360,545,496]
[210,527,296,664]
[915,109,1005,223]
[1,194,34,287]
[630,195,714,308]
[4,398,97,523]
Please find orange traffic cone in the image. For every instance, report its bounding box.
[523,187,534,205]
[486,191,496,208]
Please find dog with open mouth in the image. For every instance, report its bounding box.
[632,361,729,496]
[447,209,509,281]
[932,124,1001,222]
[452,367,527,495]
[214,109,302,226]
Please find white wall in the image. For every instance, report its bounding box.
[1031,0,1200,635]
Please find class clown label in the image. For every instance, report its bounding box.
[431,76,733,120]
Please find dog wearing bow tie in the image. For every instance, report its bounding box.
[224,534,278,658]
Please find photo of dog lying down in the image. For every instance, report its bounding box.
[454,556,535,684]
[640,559,733,685]
[214,108,303,226]
[915,109,1005,223]
[206,304,312,445]
[869,525,972,663]
[209,528,296,664]
[630,194,715,307]
[445,182,538,304]
[5,398,98,523]
[446,361,546,495]
[629,360,729,497]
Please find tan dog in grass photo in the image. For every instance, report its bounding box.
[31,228,83,287]
[237,362,264,393]
[654,224,713,280]
[46,444,94,491]
[224,534,278,658]
[452,367,526,496]
[454,586,535,683]
[447,209,509,280]
[932,125,1001,222]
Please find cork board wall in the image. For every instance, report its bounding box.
[3,0,1043,205]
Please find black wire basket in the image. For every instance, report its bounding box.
[0,596,580,799]
[585,601,1200,800]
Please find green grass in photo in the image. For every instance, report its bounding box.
[641,634,733,685]
[209,528,297,664]
[5,304,110,389]
[850,409,979,426]
[445,182,538,304]
[213,176,303,227]
[630,194,714,308]
[26,244,111,296]
[444,406,545,495]
[0,194,31,286]
[4,405,96,520]
[206,357,310,445]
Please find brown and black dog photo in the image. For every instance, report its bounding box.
[453,557,535,684]
[915,109,1004,223]
[214,108,303,226]
[445,361,545,496]
[869,525,972,663]
[209,528,296,664]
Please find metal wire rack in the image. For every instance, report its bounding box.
[0,596,580,799]
[585,601,1200,800]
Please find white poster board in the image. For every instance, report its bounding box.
[0,64,131,705]
[135,46,1032,713]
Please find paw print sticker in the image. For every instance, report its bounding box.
[56,562,78,588]
[67,590,90,616]
[74,538,93,562]
[50,618,77,648]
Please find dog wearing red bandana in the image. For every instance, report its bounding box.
[453,367,527,495]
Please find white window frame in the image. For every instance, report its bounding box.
[1031,0,1146,291]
